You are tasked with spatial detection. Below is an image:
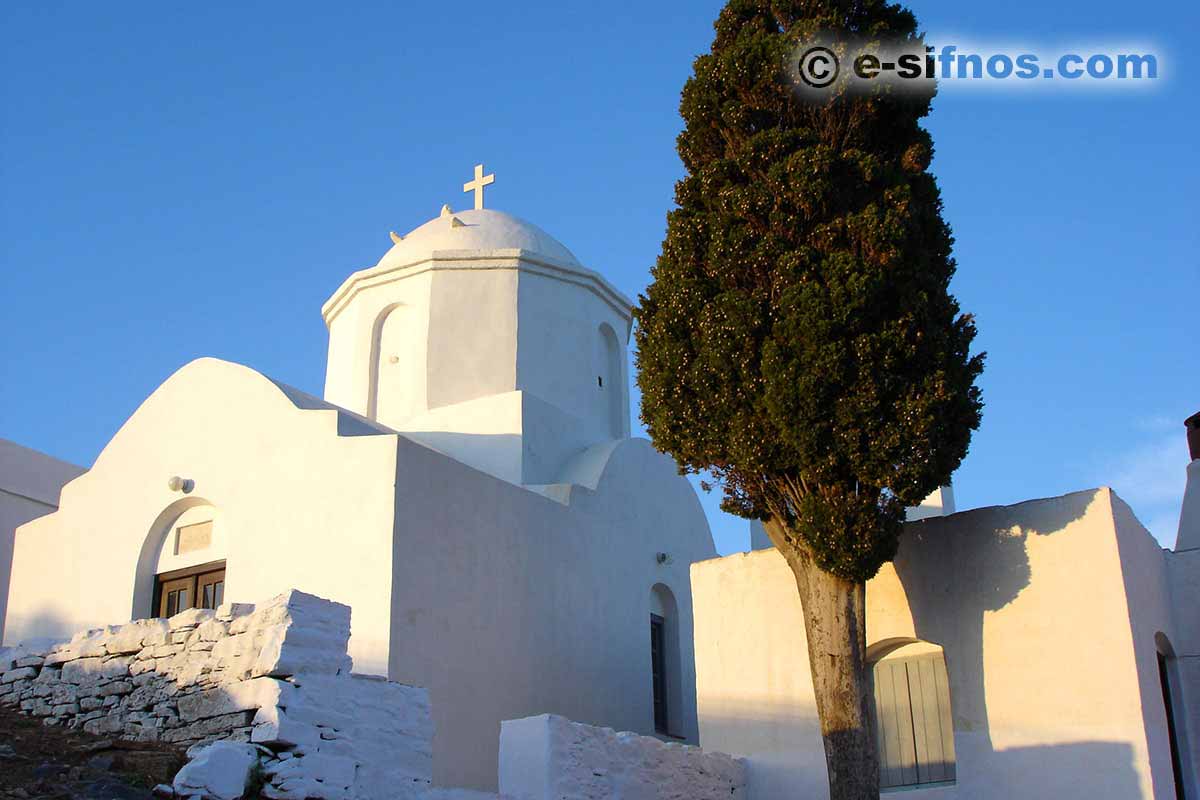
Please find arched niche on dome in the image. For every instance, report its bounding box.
[597,323,625,439]
[368,302,426,428]
[132,498,226,620]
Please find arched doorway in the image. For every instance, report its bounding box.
[868,639,956,789]
[1156,633,1188,800]
[650,583,683,737]
[134,500,227,619]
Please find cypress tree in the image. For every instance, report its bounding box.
[635,2,984,797]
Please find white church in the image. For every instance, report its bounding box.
[2,167,1197,799]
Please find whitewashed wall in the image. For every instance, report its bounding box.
[693,489,1193,800]
[4,359,401,676]
[6,355,717,792]
[0,438,84,642]
[387,434,715,789]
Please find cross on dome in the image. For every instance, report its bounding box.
[463,163,495,210]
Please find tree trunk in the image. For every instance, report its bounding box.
[765,518,879,800]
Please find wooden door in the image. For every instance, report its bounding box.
[153,559,226,618]
[197,568,225,610]
[651,614,668,734]
[158,575,194,617]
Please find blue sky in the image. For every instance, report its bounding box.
[2,1,1196,555]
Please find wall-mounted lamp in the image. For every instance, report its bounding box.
[655,552,671,565]
[167,476,195,494]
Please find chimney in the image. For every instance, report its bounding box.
[1187,411,1200,462]
[1177,411,1200,551]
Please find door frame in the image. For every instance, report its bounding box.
[152,559,226,618]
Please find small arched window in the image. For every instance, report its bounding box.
[870,640,956,789]
[369,303,424,427]
[597,323,624,439]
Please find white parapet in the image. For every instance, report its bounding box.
[498,714,746,800]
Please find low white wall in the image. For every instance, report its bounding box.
[0,438,85,642]
[498,714,745,800]
[1,589,433,800]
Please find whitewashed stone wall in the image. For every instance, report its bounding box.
[3,591,747,800]
[0,590,433,800]
[498,714,746,800]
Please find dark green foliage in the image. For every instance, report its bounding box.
[635,0,983,582]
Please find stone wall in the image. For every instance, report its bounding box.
[3,590,747,800]
[0,590,433,800]
[498,714,745,800]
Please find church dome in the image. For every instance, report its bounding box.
[378,208,580,270]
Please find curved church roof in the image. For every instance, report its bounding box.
[378,208,581,270]
[321,206,630,326]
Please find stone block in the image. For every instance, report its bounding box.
[264,756,352,800]
[98,680,134,697]
[177,677,289,723]
[43,647,79,667]
[169,607,216,631]
[51,684,78,705]
[216,602,255,622]
[150,643,183,659]
[103,656,134,675]
[77,627,121,658]
[251,708,322,748]
[107,619,170,655]
[15,655,45,668]
[2,667,38,684]
[61,658,99,684]
[211,632,255,662]
[161,711,257,743]
[196,620,229,642]
[83,713,128,736]
[32,671,58,690]
[21,698,52,716]
[130,659,156,676]
[153,703,179,720]
[174,740,260,800]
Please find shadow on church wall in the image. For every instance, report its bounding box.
[2,607,72,650]
[892,490,1106,785]
[699,699,1143,799]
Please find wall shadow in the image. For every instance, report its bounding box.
[892,491,1096,773]
[1,606,73,652]
[701,703,1143,799]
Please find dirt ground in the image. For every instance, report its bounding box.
[0,704,185,800]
